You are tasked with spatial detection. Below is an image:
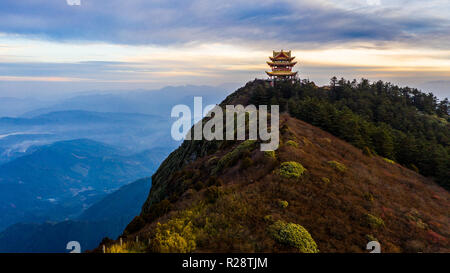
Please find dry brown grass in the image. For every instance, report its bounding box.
[101,114,449,253]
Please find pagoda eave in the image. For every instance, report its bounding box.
[266,71,298,77]
[267,61,297,66]
[269,56,295,62]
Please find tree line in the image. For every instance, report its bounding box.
[249,78,449,189]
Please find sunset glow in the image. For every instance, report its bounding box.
[0,0,448,97]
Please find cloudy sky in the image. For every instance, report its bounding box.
[0,0,449,98]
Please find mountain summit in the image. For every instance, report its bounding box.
[99,79,449,253]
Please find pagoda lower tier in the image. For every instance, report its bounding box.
[266,70,298,77]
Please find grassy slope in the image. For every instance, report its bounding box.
[101,112,448,253]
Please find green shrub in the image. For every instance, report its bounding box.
[327,160,346,172]
[269,220,319,253]
[264,150,276,159]
[383,158,395,164]
[235,139,256,152]
[364,214,385,229]
[263,215,274,223]
[366,234,377,242]
[279,161,306,179]
[280,124,290,135]
[278,200,289,208]
[415,219,428,230]
[286,140,299,148]
[106,241,147,253]
[152,217,196,253]
[363,192,374,202]
[321,177,330,184]
[405,210,428,229]
[213,140,256,174]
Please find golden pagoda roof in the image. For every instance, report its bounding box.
[266,71,298,76]
[273,50,291,58]
[269,50,295,61]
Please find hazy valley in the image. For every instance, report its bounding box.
[0,85,231,252]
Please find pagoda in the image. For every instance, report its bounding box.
[266,50,298,82]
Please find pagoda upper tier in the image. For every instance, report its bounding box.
[266,50,298,79]
[269,50,296,62]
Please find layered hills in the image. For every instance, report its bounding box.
[0,139,168,231]
[0,178,151,253]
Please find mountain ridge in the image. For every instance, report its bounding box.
[96,79,449,253]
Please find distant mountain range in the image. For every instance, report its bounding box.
[0,97,51,118]
[0,85,233,118]
[21,85,233,118]
[0,110,176,164]
[0,178,151,253]
[0,85,235,163]
[0,139,170,231]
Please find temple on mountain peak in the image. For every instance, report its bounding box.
[266,50,298,83]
